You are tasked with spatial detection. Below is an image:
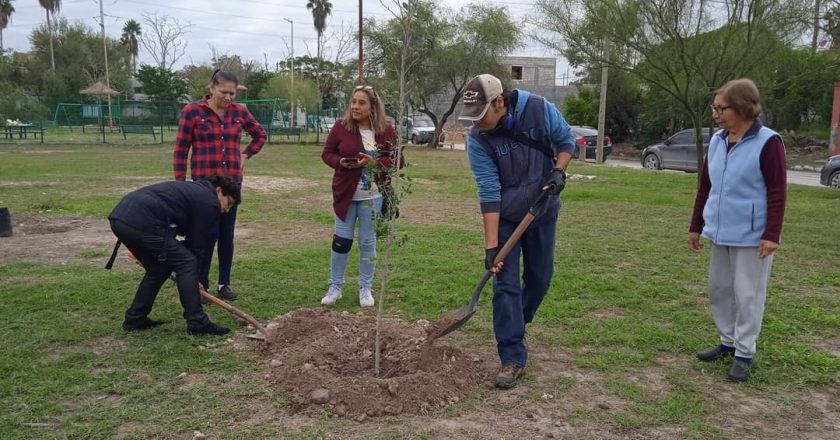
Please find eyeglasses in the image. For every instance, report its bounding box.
[710,105,731,114]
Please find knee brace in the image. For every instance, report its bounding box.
[332,235,353,254]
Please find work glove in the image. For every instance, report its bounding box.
[543,167,566,195]
[485,246,500,271]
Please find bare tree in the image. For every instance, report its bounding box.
[370,0,415,379]
[323,19,358,63]
[534,0,810,182]
[139,12,192,70]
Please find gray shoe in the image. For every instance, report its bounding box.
[728,359,752,382]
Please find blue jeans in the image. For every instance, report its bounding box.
[200,204,237,289]
[493,214,556,367]
[330,198,381,289]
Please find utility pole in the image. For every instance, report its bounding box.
[596,38,609,164]
[99,0,113,128]
[284,18,295,128]
[358,0,364,84]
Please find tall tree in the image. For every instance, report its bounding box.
[306,0,333,61]
[366,1,520,147]
[534,0,811,181]
[121,19,141,74]
[136,64,187,102]
[38,0,61,70]
[306,0,333,104]
[0,0,14,53]
[140,12,191,70]
[27,18,132,106]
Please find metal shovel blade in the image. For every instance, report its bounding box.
[425,190,550,343]
[426,305,478,341]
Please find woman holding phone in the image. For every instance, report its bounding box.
[320,85,401,307]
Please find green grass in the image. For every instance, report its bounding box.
[0,142,838,438]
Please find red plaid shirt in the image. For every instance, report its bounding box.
[173,96,267,183]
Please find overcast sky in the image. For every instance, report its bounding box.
[4,0,575,84]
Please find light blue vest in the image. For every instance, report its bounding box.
[702,125,778,246]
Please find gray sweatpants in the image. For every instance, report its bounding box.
[708,243,774,359]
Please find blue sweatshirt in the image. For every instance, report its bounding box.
[466,90,575,223]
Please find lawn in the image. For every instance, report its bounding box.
[0,142,838,439]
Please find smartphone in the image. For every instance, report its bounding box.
[344,157,359,164]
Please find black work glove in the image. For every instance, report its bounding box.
[485,246,500,270]
[543,167,566,195]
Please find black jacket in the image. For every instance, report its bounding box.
[109,180,220,259]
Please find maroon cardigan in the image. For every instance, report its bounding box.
[321,120,402,220]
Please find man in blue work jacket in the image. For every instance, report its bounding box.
[459,74,575,389]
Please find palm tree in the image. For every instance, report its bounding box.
[121,19,141,74]
[306,0,332,60]
[38,0,61,70]
[306,0,332,94]
[0,0,14,53]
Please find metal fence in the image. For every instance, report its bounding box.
[0,97,343,145]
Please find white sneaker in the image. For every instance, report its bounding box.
[359,287,375,307]
[321,285,342,305]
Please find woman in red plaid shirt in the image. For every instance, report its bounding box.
[173,70,267,302]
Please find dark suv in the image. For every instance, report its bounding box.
[820,155,840,188]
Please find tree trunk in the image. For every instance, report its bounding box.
[1,30,4,53]
[420,86,463,149]
[46,10,56,70]
[812,0,822,54]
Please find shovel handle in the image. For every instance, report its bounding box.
[198,287,269,339]
[492,190,551,267]
[469,190,552,309]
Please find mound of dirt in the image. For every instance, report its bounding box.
[254,308,495,419]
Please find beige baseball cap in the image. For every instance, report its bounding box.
[458,74,503,121]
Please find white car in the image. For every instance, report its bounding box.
[401,115,435,144]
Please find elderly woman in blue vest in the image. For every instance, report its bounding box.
[688,78,787,382]
[459,74,575,389]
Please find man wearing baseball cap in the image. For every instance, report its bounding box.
[459,73,575,389]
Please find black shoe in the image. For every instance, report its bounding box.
[123,317,164,332]
[187,321,231,336]
[728,359,752,382]
[217,285,237,301]
[697,344,735,362]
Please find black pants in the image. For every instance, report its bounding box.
[110,219,209,329]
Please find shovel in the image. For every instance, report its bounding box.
[426,188,553,342]
[126,251,273,342]
[196,286,274,342]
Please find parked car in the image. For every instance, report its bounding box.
[570,125,612,160]
[401,114,435,144]
[820,155,840,188]
[641,128,711,172]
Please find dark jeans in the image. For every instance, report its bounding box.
[110,219,209,328]
[199,204,237,289]
[492,215,557,367]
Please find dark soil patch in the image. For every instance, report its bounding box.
[0,213,126,267]
[254,308,496,419]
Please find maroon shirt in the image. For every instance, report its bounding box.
[321,120,402,220]
[689,136,787,243]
